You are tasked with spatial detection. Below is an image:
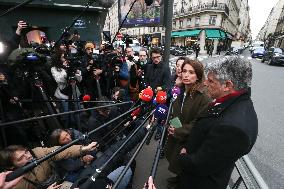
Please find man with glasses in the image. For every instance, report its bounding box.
[145,48,170,91]
[145,48,171,140]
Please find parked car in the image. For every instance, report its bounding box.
[172,47,186,56]
[261,47,284,65]
[170,46,177,55]
[251,47,265,58]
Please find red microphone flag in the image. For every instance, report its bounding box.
[139,87,154,102]
[156,91,167,104]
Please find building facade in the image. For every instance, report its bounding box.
[0,0,108,45]
[256,0,284,47]
[171,0,251,53]
[103,1,119,41]
[104,0,251,53]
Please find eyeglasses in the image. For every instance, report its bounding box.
[152,56,161,59]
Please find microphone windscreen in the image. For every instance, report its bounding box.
[156,91,167,104]
[154,104,168,121]
[171,86,181,99]
[139,87,154,102]
[83,95,91,102]
[131,107,141,117]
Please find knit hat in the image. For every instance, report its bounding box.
[85,42,95,50]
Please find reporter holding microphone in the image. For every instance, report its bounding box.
[0,142,98,189]
[165,58,210,189]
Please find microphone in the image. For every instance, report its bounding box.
[171,86,181,100]
[146,104,168,145]
[156,91,167,104]
[154,104,168,121]
[139,87,154,102]
[97,0,116,8]
[131,107,141,118]
[82,94,91,102]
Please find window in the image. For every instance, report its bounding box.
[180,20,183,28]
[173,21,176,29]
[195,17,200,26]
[187,18,191,26]
[209,15,217,25]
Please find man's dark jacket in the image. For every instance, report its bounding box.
[144,62,170,90]
[178,90,258,189]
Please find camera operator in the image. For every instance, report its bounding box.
[125,47,136,71]
[100,44,129,98]
[81,42,105,99]
[51,52,82,127]
[129,48,149,101]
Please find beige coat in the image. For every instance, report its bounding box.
[14,145,82,189]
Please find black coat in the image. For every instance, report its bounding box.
[144,62,170,90]
[178,91,258,189]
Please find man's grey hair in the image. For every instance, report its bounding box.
[204,56,252,90]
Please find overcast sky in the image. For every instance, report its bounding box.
[248,0,279,39]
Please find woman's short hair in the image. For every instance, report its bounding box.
[204,56,252,90]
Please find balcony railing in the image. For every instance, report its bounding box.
[174,3,229,18]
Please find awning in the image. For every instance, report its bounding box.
[226,32,234,39]
[171,31,181,37]
[171,29,201,37]
[205,29,226,39]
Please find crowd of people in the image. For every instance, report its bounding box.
[0,20,258,189]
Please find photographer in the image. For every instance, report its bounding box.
[0,21,27,64]
[81,42,105,99]
[125,47,136,71]
[129,48,149,101]
[103,47,129,98]
[51,51,82,127]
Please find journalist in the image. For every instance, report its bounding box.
[51,52,82,127]
[81,42,105,99]
[0,142,98,189]
[170,57,186,87]
[129,49,149,101]
[178,56,258,189]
